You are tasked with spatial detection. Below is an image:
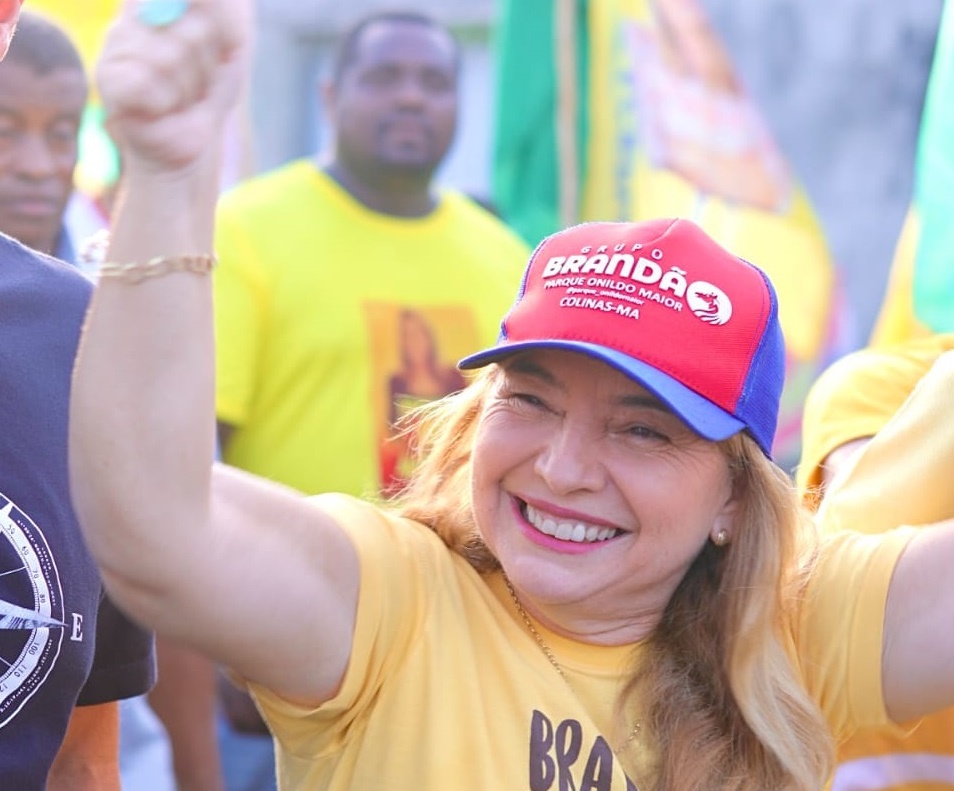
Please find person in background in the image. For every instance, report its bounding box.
[0,10,224,791]
[0,2,154,788]
[796,334,954,791]
[211,9,530,775]
[213,9,529,495]
[0,6,85,260]
[797,334,954,509]
[68,5,954,788]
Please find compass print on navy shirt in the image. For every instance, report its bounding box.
[0,493,66,728]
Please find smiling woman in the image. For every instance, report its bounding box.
[67,5,954,788]
[470,351,738,606]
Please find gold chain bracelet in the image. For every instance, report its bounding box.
[98,253,218,285]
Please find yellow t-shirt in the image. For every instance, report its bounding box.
[213,162,530,496]
[869,209,933,348]
[250,494,912,791]
[795,334,954,508]
[811,349,954,791]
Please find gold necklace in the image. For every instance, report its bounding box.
[504,575,642,751]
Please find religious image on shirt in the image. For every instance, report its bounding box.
[364,303,477,496]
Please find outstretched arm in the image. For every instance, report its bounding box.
[818,350,954,722]
[69,0,357,706]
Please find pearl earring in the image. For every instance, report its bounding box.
[712,529,730,547]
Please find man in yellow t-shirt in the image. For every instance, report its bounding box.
[212,10,530,754]
[214,11,528,499]
[798,336,954,791]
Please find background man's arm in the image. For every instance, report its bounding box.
[149,637,226,791]
[48,702,120,791]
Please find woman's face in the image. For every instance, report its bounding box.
[400,311,436,366]
[471,349,737,642]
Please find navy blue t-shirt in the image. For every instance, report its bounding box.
[0,234,155,788]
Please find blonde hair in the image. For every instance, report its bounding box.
[394,367,832,791]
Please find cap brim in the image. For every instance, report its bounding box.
[459,340,747,443]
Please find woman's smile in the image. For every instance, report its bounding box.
[524,500,623,544]
[471,349,736,619]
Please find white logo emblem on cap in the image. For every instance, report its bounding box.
[687,282,732,326]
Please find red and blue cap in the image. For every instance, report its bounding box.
[459,218,785,457]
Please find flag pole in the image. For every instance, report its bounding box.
[555,0,580,229]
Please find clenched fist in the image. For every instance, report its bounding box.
[96,0,251,176]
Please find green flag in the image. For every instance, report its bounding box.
[492,0,589,246]
[912,0,954,332]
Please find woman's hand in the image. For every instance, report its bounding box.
[96,0,250,178]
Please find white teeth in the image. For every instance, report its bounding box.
[524,504,620,544]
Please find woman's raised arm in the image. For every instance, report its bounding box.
[68,0,358,705]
